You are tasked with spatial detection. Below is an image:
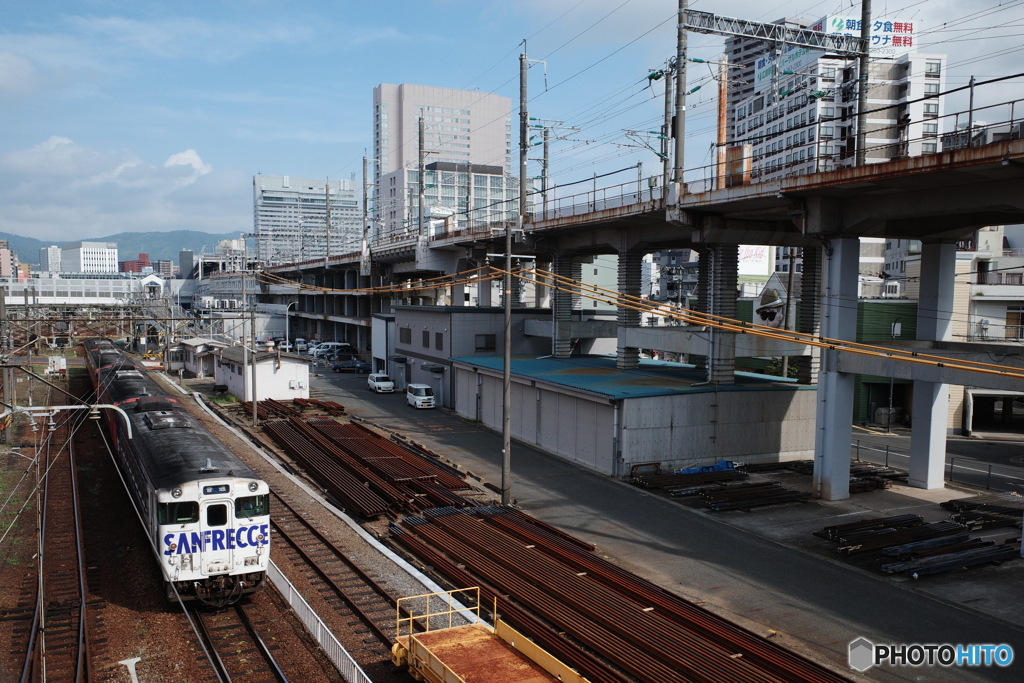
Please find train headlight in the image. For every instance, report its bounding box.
[248,481,259,492]
[171,487,183,498]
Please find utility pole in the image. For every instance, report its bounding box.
[0,287,7,443]
[673,0,688,183]
[662,60,674,190]
[418,117,426,238]
[501,50,528,506]
[251,305,258,427]
[362,154,370,276]
[855,0,872,166]
[542,127,550,216]
[325,179,332,270]
[967,75,976,148]
[781,248,796,378]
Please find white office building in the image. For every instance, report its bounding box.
[377,162,525,239]
[61,242,118,273]
[253,175,361,267]
[39,246,61,272]
[372,83,512,181]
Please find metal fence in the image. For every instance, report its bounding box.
[267,561,372,683]
[853,441,1024,494]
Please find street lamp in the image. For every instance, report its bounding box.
[888,316,903,433]
[284,301,297,349]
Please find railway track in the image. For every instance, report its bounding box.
[268,490,415,655]
[191,603,289,683]
[19,411,92,683]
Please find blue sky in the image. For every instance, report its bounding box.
[1,0,1021,241]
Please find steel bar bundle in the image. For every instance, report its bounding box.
[394,507,852,683]
[263,421,391,517]
[837,522,966,556]
[631,470,747,488]
[813,514,923,542]
[883,543,1019,578]
[702,483,810,511]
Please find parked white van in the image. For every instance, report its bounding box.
[295,338,309,353]
[406,384,435,409]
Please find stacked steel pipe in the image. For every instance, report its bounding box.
[392,506,852,683]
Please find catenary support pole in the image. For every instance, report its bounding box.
[418,117,426,238]
[673,0,688,183]
[251,305,258,427]
[855,0,872,166]
[662,61,673,191]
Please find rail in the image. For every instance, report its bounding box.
[267,561,372,683]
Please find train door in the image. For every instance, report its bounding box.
[199,500,233,575]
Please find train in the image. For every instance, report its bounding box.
[82,338,269,607]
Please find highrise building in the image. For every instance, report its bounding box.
[39,246,61,272]
[252,175,360,266]
[61,242,118,273]
[179,250,194,279]
[373,84,515,238]
[726,17,944,181]
[372,84,512,180]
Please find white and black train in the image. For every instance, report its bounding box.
[83,338,269,606]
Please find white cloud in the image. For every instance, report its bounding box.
[0,51,39,98]
[0,137,243,240]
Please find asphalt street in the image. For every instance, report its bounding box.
[317,370,1024,682]
[851,427,1024,494]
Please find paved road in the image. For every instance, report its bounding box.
[318,372,1024,682]
[851,427,1024,493]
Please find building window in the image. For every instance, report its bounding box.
[475,334,496,351]
[925,62,941,78]
[924,83,940,97]
[922,142,937,154]
[1006,307,1024,340]
[422,330,430,348]
[924,102,939,117]
[435,332,443,351]
[399,327,411,344]
[923,122,938,137]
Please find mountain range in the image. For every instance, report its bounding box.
[0,231,249,265]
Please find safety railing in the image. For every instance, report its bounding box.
[852,440,1024,493]
[267,561,372,683]
[396,587,481,638]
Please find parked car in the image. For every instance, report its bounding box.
[332,359,371,373]
[295,338,309,353]
[312,342,354,358]
[406,383,436,409]
[366,373,395,393]
[277,341,294,352]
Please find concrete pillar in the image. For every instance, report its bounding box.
[534,260,550,308]
[616,251,643,369]
[797,245,822,384]
[477,268,492,307]
[691,248,710,371]
[813,238,859,501]
[709,245,737,384]
[909,242,956,490]
[552,256,576,358]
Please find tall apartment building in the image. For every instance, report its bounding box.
[372,84,512,181]
[39,245,61,272]
[61,242,118,273]
[726,16,944,181]
[252,175,360,266]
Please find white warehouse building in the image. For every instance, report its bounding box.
[61,242,118,273]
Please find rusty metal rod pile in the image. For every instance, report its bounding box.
[392,506,851,683]
[264,420,390,517]
[265,417,473,516]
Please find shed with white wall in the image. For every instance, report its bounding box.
[215,346,309,401]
